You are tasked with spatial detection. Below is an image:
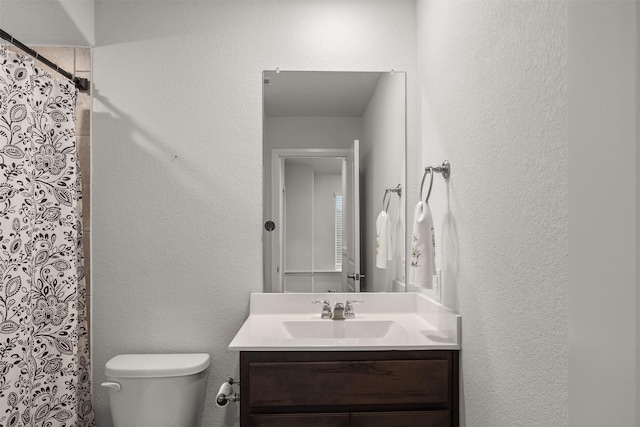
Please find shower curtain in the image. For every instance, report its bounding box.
[0,47,93,426]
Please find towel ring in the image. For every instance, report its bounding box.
[420,161,450,203]
[420,167,435,203]
[382,188,391,212]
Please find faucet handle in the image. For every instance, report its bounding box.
[345,300,364,316]
[312,300,331,306]
[312,300,332,318]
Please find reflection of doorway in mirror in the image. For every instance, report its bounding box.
[269,145,361,294]
[282,157,344,293]
[269,148,355,293]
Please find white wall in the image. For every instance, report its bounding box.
[313,172,342,271]
[361,73,406,292]
[281,164,341,293]
[417,1,569,426]
[263,117,363,150]
[0,0,94,46]
[284,163,313,273]
[567,2,638,426]
[417,1,639,426]
[92,1,416,426]
[283,162,314,292]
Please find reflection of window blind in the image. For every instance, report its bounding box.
[335,195,343,270]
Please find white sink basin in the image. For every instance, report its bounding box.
[228,292,461,351]
[281,320,402,339]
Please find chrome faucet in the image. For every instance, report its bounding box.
[312,300,332,319]
[332,302,346,320]
[313,300,364,320]
[323,300,364,320]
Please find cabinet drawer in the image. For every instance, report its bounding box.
[248,359,449,407]
[351,410,450,427]
[251,413,350,427]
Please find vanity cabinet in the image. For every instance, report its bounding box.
[240,350,459,427]
[250,413,350,427]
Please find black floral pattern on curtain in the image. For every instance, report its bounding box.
[0,46,93,427]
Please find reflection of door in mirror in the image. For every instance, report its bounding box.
[269,148,357,293]
[283,157,344,293]
[342,140,361,293]
[263,71,406,293]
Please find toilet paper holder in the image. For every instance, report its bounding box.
[216,377,240,406]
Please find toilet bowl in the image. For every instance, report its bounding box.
[102,353,210,427]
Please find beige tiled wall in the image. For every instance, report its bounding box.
[73,47,92,307]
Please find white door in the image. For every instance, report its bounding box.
[342,140,362,292]
[270,155,285,292]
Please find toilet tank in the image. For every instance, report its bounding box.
[103,353,210,427]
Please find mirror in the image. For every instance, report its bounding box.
[263,71,406,293]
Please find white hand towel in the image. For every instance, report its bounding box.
[375,211,391,269]
[410,201,435,288]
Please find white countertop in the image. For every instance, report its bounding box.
[228,292,461,351]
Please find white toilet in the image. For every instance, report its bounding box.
[102,353,210,427]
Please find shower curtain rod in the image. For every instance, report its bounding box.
[0,28,90,92]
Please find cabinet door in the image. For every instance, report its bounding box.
[251,413,350,427]
[248,359,449,407]
[351,411,450,427]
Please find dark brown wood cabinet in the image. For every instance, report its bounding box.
[351,411,450,427]
[240,350,459,427]
[251,413,350,427]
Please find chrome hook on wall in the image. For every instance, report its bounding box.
[382,184,402,212]
[432,160,450,180]
[420,161,450,203]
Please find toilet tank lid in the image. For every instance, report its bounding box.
[105,353,211,378]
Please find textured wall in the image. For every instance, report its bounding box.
[568,2,638,426]
[92,1,416,426]
[0,0,94,46]
[416,1,568,426]
[361,73,406,292]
